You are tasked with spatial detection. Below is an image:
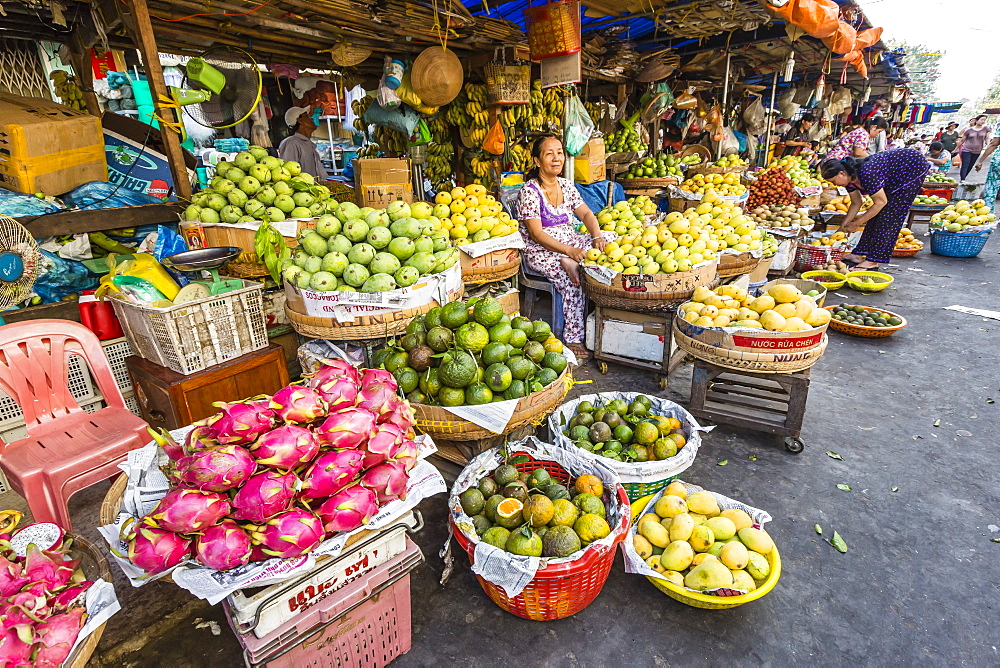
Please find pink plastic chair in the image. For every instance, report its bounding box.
[0,320,149,529]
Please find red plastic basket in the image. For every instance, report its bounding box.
[794,243,845,272]
[523,0,582,60]
[451,454,630,621]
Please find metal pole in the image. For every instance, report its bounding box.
[719,51,731,160]
[761,70,779,168]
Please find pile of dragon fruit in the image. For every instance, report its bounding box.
[0,520,93,666]
[124,360,419,574]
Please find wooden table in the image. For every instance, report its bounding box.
[126,343,290,430]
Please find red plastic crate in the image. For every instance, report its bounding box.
[227,537,422,667]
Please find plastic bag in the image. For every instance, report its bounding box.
[62,181,162,209]
[717,128,741,155]
[376,76,400,109]
[153,225,188,261]
[792,85,813,106]
[563,94,595,156]
[33,249,98,303]
[396,72,439,116]
[770,0,839,39]
[0,187,63,217]
[363,101,420,137]
[742,96,766,135]
[674,89,697,110]
[483,119,505,155]
[822,22,857,54]
[779,88,800,119]
[828,87,853,115]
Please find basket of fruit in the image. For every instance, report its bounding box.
[449,438,630,620]
[892,227,923,256]
[793,233,848,272]
[910,194,949,210]
[760,278,827,307]
[747,204,811,236]
[930,229,993,257]
[799,270,846,290]
[386,297,574,441]
[619,153,683,182]
[717,252,761,278]
[549,393,707,501]
[623,482,781,609]
[685,154,748,175]
[825,304,906,337]
[673,283,831,373]
[845,270,893,293]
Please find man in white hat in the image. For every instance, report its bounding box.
[278,106,327,179]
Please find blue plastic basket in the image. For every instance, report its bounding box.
[930,229,992,258]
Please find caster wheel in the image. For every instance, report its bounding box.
[783,437,804,454]
[598,362,608,374]
[658,375,669,390]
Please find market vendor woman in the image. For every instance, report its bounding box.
[820,149,930,270]
[518,135,614,357]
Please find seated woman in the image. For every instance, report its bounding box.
[517,135,615,358]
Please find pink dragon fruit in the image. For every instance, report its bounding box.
[230,470,298,523]
[32,607,85,667]
[23,545,74,591]
[250,425,320,470]
[183,424,217,455]
[147,426,184,460]
[306,358,359,386]
[299,450,365,500]
[270,385,328,423]
[8,583,51,621]
[314,407,376,450]
[193,519,252,570]
[0,555,29,597]
[390,439,420,471]
[0,627,33,667]
[359,423,403,469]
[175,444,257,492]
[360,461,409,505]
[126,521,192,573]
[316,485,379,534]
[308,373,358,413]
[147,489,231,533]
[50,582,93,612]
[208,400,275,445]
[376,396,414,432]
[356,368,399,415]
[248,509,325,559]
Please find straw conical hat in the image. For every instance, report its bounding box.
[410,46,464,106]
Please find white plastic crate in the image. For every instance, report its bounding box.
[101,337,135,394]
[109,280,268,375]
[226,510,421,639]
[122,391,141,417]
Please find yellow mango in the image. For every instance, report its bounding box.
[749,295,776,314]
[773,303,797,319]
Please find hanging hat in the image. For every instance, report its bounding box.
[284,106,309,127]
[410,46,464,106]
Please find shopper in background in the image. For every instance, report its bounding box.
[278,106,328,180]
[926,142,952,173]
[776,113,816,156]
[939,121,960,153]
[820,149,930,270]
[956,115,991,181]
[517,135,614,357]
[974,133,1000,203]
[825,117,888,161]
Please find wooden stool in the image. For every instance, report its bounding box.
[592,305,684,389]
[126,343,290,430]
[905,207,942,233]
[687,359,811,453]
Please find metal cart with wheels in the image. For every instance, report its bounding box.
[686,358,811,453]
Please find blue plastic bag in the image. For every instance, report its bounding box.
[61,181,162,209]
[0,187,63,217]
[33,250,98,303]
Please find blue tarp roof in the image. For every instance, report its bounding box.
[468,1,660,41]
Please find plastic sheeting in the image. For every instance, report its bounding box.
[61,181,163,210]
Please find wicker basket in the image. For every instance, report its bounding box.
[412,367,572,441]
[673,324,827,373]
[891,245,923,257]
[330,42,371,67]
[484,57,530,106]
[615,177,681,190]
[63,533,113,668]
[582,265,719,312]
[524,0,582,60]
[685,164,748,176]
[285,297,450,341]
[680,144,712,163]
[717,252,761,278]
[824,305,907,338]
[759,277,827,307]
[461,249,521,285]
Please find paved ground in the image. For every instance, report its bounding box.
[4,227,999,667]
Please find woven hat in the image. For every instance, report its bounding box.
[410,46,464,106]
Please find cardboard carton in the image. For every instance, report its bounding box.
[352,158,413,208]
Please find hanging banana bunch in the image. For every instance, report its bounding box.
[372,126,407,155]
[357,142,381,158]
[50,71,85,111]
[508,143,532,173]
[351,96,374,133]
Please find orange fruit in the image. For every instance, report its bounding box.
[496,498,523,519]
[668,433,687,448]
[574,474,604,498]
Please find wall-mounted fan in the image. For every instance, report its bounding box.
[169,46,263,130]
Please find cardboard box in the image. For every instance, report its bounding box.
[352,158,413,208]
[574,137,606,184]
[582,258,717,295]
[0,93,107,195]
[459,247,521,273]
[585,308,678,363]
[578,136,605,160]
[102,112,197,200]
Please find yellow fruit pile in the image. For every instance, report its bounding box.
[708,154,746,169]
[431,185,517,244]
[681,283,831,331]
[594,196,658,235]
[583,193,762,275]
[807,231,847,247]
[824,195,872,213]
[931,199,997,232]
[895,227,922,250]
[680,174,747,197]
[633,483,775,592]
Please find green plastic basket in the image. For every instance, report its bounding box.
[622,476,678,502]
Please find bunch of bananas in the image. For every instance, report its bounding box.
[444,86,471,127]
[373,126,407,155]
[525,80,563,133]
[508,143,532,172]
[50,71,85,111]
[357,142,381,158]
[426,143,454,182]
[584,101,602,126]
[467,154,494,179]
[499,104,529,127]
[351,96,374,133]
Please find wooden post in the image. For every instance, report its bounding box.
[121,0,193,199]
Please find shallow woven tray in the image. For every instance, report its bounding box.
[891,245,923,257]
[824,305,907,338]
[64,533,112,668]
[583,273,719,312]
[717,253,761,278]
[672,324,827,373]
[462,254,521,285]
[411,366,572,441]
[615,176,681,188]
[285,297,452,341]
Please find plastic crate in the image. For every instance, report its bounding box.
[794,243,845,272]
[100,337,135,394]
[109,280,268,375]
[228,536,422,667]
[929,229,992,257]
[122,391,141,417]
[227,511,421,639]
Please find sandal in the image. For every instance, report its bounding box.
[566,342,592,361]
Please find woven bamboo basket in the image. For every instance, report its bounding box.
[824,305,907,338]
[685,164,748,176]
[680,144,712,162]
[892,245,923,257]
[672,324,827,374]
[285,297,452,341]
[412,367,572,441]
[100,475,177,584]
[57,533,112,668]
[717,252,761,278]
[615,176,681,189]
[461,252,521,285]
[582,264,719,312]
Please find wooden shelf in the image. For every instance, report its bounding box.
[16,202,182,238]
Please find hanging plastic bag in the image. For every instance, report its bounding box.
[705,105,724,141]
[742,96,766,135]
[674,88,697,110]
[363,101,420,137]
[694,94,709,118]
[792,85,813,106]
[653,82,675,108]
[563,94,595,156]
[717,127,740,155]
[779,88,800,119]
[822,22,857,54]
[376,75,400,109]
[770,0,840,39]
[483,119,506,155]
[396,72,439,116]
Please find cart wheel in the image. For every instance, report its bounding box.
[783,437,804,454]
[658,375,669,390]
[598,361,608,374]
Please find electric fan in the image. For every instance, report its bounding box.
[170,46,263,129]
[0,214,42,325]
